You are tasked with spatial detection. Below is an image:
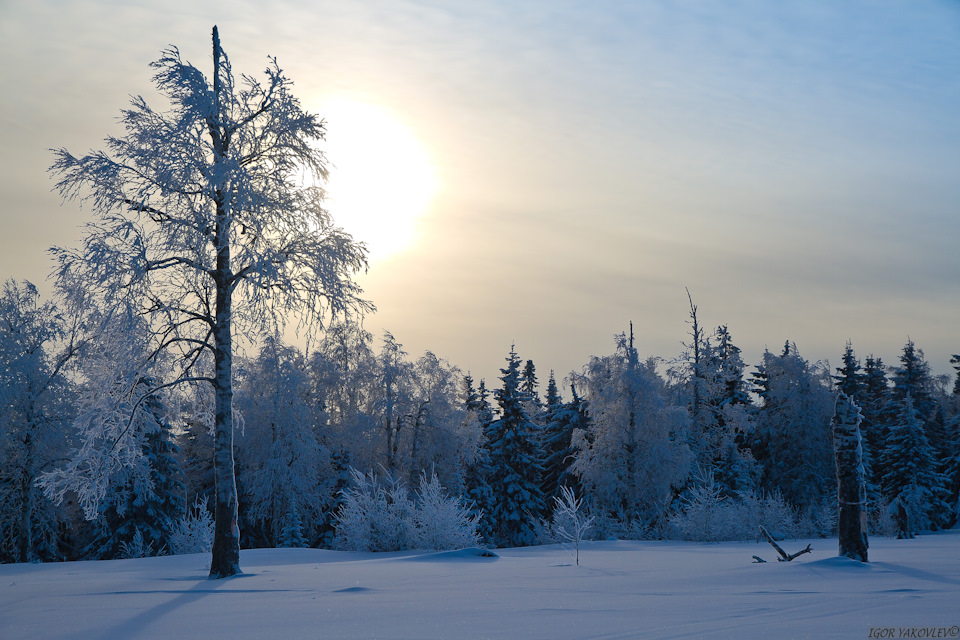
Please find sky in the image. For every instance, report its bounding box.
[1,0,959,388]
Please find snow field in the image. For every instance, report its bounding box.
[1,531,958,640]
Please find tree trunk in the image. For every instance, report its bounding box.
[208,212,241,577]
[832,392,868,562]
[208,24,241,579]
[19,432,35,562]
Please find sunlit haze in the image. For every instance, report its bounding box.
[319,98,436,262]
[1,0,958,386]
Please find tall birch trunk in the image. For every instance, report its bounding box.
[208,25,242,578]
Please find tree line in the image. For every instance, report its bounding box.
[3,278,958,563]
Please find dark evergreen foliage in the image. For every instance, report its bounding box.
[879,395,948,537]
[90,383,185,558]
[541,380,589,503]
[482,347,545,547]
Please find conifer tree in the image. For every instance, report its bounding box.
[834,341,865,401]
[748,343,835,510]
[951,355,960,396]
[880,394,947,537]
[464,378,496,542]
[891,340,935,421]
[715,325,751,409]
[90,381,185,559]
[483,346,545,547]
[541,379,590,503]
[859,355,889,491]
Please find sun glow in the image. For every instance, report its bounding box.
[318,98,437,263]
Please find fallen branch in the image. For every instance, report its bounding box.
[759,525,813,562]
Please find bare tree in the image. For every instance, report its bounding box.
[47,26,370,577]
[552,486,594,566]
[832,392,868,562]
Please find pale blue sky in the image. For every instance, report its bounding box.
[1,0,958,384]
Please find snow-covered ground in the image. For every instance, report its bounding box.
[2,532,958,640]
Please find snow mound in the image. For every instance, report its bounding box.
[805,556,871,569]
[397,547,499,562]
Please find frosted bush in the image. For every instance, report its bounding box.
[743,490,799,540]
[119,528,159,559]
[168,497,214,555]
[333,469,418,552]
[333,469,481,552]
[668,488,804,542]
[414,473,481,551]
[668,483,742,542]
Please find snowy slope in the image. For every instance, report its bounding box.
[2,532,958,640]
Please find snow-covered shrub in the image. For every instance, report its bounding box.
[414,473,481,551]
[333,469,417,552]
[168,497,214,555]
[587,511,654,541]
[868,502,898,537]
[668,488,803,542]
[668,482,743,542]
[333,469,481,552]
[742,490,799,540]
[119,528,159,559]
[278,505,307,548]
[796,498,837,538]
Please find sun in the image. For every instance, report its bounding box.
[318,98,436,263]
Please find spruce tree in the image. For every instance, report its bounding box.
[879,394,946,537]
[92,382,185,558]
[890,340,935,422]
[715,325,751,409]
[464,378,496,543]
[834,341,865,401]
[950,355,960,396]
[541,380,590,503]
[483,346,545,547]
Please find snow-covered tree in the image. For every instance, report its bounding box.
[951,355,960,396]
[48,27,369,577]
[572,330,692,532]
[541,379,589,503]
[548,486,594,566]
[748,344,835,512]
[375,331,412,475]
[403,351,466,488]
[309,319,379,470]
[88,379,185,559]
[834,342,865,401]
[0,280,77,562]
[413,472,482,551]
[891,341,936,421]
[168,496,215,555]
[482,346,546,547]
[879,394,947,537]
[39,318,189,560]
[234,339,336,548]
